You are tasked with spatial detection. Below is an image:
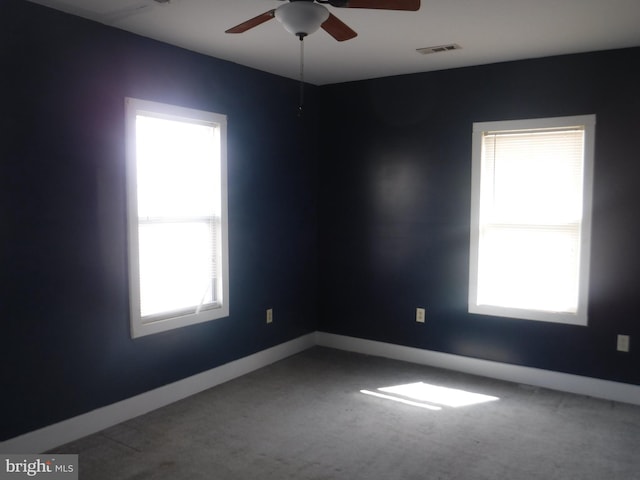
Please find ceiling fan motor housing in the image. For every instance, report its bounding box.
[275,1,330,37]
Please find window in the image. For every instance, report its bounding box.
[469,115,595,325]
[125,98,229,338]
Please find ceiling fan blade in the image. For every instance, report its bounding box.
[330,0,420,11]
[225,10,276,34]
[321,13,358,41]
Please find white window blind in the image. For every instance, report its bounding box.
[469,115,595,325]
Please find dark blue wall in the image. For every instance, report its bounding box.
[318,48,640,386]
[1,0,318,440]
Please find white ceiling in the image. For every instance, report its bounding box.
[27,0,640,85]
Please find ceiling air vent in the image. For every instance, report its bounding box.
[416,43,462,55]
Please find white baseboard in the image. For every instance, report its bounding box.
[315,332,640,406]
[0,333,316,454]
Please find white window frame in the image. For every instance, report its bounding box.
[125,98,229,338]
[469,115,595,326]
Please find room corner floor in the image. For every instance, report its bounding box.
[52,347,640,479]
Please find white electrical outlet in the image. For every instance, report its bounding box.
[617,334,630,352]
[266,308,273,324]
[416,307,426,323]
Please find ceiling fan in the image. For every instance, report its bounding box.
[226,0,420,114]
[225,0,421,41]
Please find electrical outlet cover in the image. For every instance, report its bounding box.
[617,334,630,352]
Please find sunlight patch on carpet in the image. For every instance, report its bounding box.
[361,382,499,410]
[360,389,443,410]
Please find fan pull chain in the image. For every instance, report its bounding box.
[298,35,305,116]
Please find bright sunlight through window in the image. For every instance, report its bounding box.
[125,98,229,338]
[360,382,499,411]
[469,115,595,326]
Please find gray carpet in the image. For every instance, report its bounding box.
[52,347,640,479]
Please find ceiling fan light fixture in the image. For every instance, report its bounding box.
[275,2,330,37]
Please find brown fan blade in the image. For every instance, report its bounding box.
[321,13,358,41]
[338,0,420,11]
[225,10,276,34]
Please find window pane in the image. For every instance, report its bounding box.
[135,115,218,218]
[138,221,216,318]
[477,226,580,313]
[483,130,584,224]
